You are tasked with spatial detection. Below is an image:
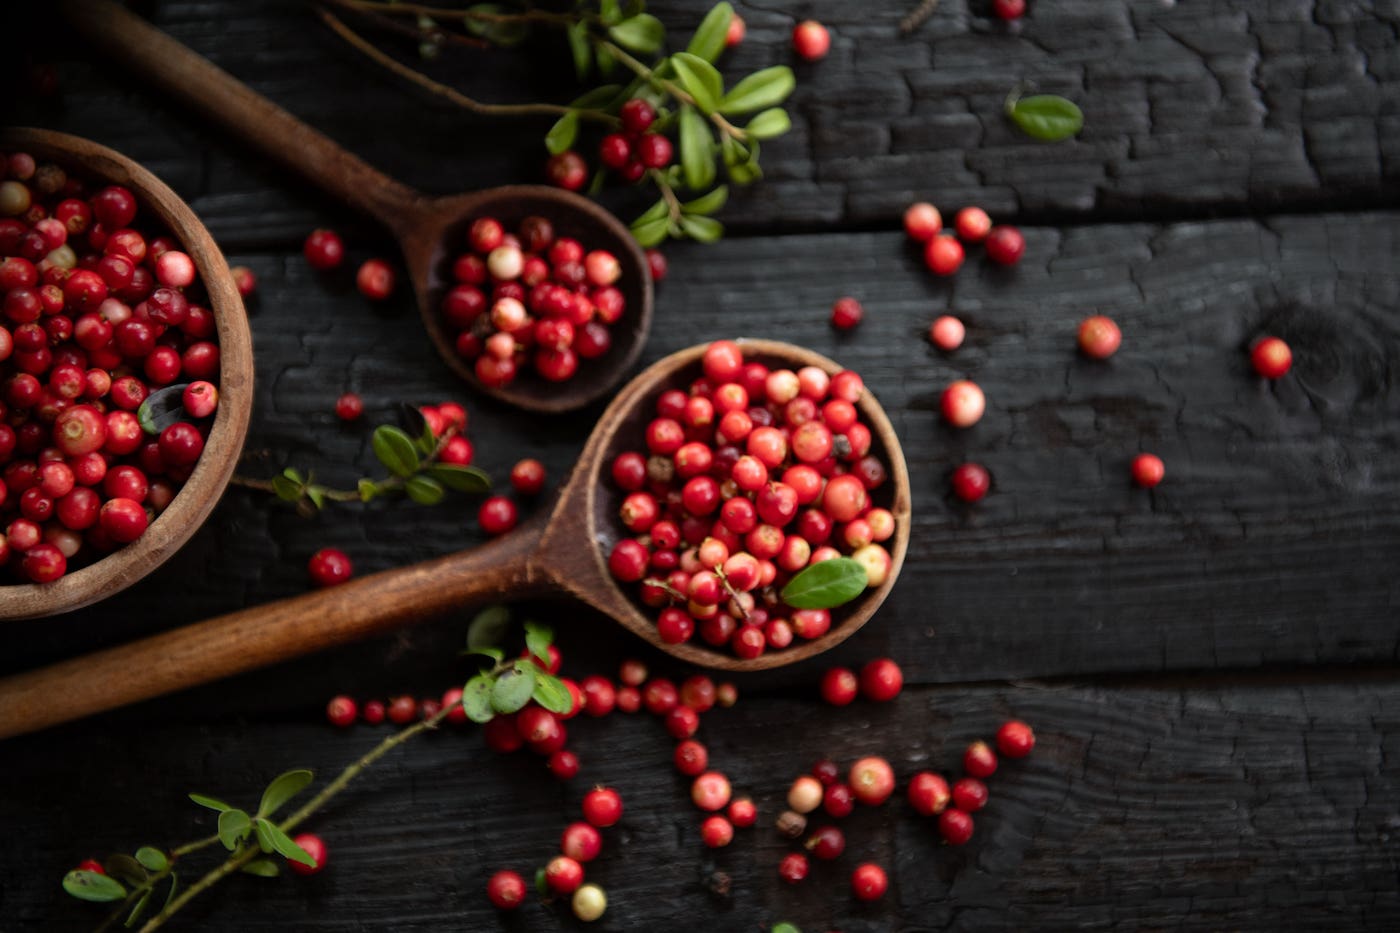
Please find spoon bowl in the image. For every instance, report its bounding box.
[64,0,652,414]
[0,340,910,738]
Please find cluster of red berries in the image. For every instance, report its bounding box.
[598,99,673,185]
[439,214,628,389]
[774,755,896,900]
[488,782,617,921]
[0,152,223,583]
[908,721,1036,846]
[905,202,1025,278]
[819,657,904,705]
[302,228,398,302]
[605,341,897,659]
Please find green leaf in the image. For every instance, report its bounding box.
[679,214,724,243]
[682,185,728,216]
[282,467,304,484]
[241,858,280,878]
[719,66,796,115]
[124,888,152,928]
[679,105,716,189]
[523,620,553,662]
[462,673,496,723]
[427,463,490,492]
[257,769,313,819]
[255,818,317,867]
[62,870,127,903]
[305,485,327,510]
[134,847,168,873]
[135,383,192,435]
[631,217,670,248]
[535,866,549,897]
[780,557,869,609]
[104,855,147,887]
[372,425,420,478]
[745,108,791,140]
[270,475,302,502]
[217,808,251,851]
[633,198,670,227]
[253,819,276,853]
[462,646,505,663]
[545,111,580,156]
[599,0,622,25]
[773,925,803,933]
[532,672,573,714]
[567,21,591,79]
[189,793,233,812]
[595,41,617,77]
[671,52,723,113]
[464,4,529,46]
[608,14,665,54]
[686,2,733,62]
[467,605,511,649]
[1006,93,1083,142]
[358,478,379,502]
[405,474,446,505]
[490,659,538,714]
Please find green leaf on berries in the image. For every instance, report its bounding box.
[567,21,592,80]
[372,425,420,478]
[682,185,728,216]
[745,108,791,140]
[545,111,580,157]
[255,818,317,867]
[427,463,491,492]
[241,859,279,878]
[125,888,153,928]
[719,66,795,115]
[1005,92,1083,142]
[608,14,665,54]
[135,383,191,435]
[679,214,724,243]
[467,605,512,649]
[134,847,168,873]
[218,809,251,851]
[405,475,446,505]
[671,53,723,113]
[490,659,538,714]
[62,870,127,903]
[463,4,529,46]
[679,105,716,189]
[532,672,573,714]
[462,673,496,723]
[257,769,313,819]
[780,557,868,609]
[189,793,233,812]
[523,620,554,661]
[686,2,733,62]
[105,855,148,887]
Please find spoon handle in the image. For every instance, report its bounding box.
[61,0,424,230]
[0,524,550,741]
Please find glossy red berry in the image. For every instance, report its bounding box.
[951,462,991,502]
[929,315,965,351]
[182,381,218,419]
[820,667,858,706]
[823,782,856,818]
[303,229,344,270]
[985,225,1025,265]
[1078,315,1122,359]
[859,658,903,701]
[940,380,985,428]
[325,695,357,727]
[334,392,363,421]
[486,869,527,909]
[938,808,975,845]
[356,259,395,300]
[728,797,757,827]
[478,496,518,535]
[849,756,895,806]
[904,202,942,241]
[952,777,989,812]
[620,98,657,135]
[726,13,746,46]
[674,739,709,776]
[691,771,732,812]
[1251,336,1292,379]
[545,855,585,894]
[806,825,845,860]
[954,206,992,242]
[288,833,327,875]
[562,822,603,863]
[924,235,965,276]
[908,771,952,816]
[792,20,831,60]
[645,249,667,283]
[830,296,864,330]
[509,458,546,495]
[996,719,1036,757]
[993,0,1027,20]
[851,863,888,901]
[1131,453,1165,489]
[700,815,734,848]
[76,859,106,875]
[545,151,588,191]
[963,740,998,778]
[778,852,809,883]
[549,749,581,780]
[308,548,353,587]
[582,787,624,827]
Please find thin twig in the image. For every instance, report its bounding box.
[899,0,941,34]
[317,0,490,49]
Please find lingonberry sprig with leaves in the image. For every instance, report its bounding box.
[60,610,572,932]
[310,0,795,245]
[231,404,490,516]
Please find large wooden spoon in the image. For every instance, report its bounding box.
[60,0,652,414]
[0,340,910,740]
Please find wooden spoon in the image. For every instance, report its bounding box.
[60,0,652,414]
[0,340,910,740]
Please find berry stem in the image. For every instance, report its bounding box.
[592,39,747,142]
[898,0,941,34]
[136,701,460,933]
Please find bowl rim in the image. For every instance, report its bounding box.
[0,127,254,620]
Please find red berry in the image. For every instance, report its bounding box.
[938,808,975,845]
[549,749,581,780]
[851,863,888,901]
[849,756,895,806]
[636,134,673,170]
[993,0,1027,20]
[674,739,709,776]
[903,202,942,241]
[1078,315,1122,359]
[700,815,734,848]
[952,777,989,812]
[288,833,327,876]
[728,797,757,827]
[509,458,546,495]
[99,497,148,543]
[665,705,700,739]
[645,249,667,283]
[954,206,992,242]
[924,235,965,276]
[545,855,584,894]
[326,695,357,727]
[985,225,1025,265]
[996,719,1036,757]
[951,462,991,502]
[356,259,395,300]
[562,822,603,862]
[691,771,731,812]
[806,824,845,860]
[334,392,363,421]
[582,787,623,827]
[580,676,616,717]
[1131,453,1165,489]
[619,658,648,686]
[820,667,858,706]
[908,771,951,816]
[486,869,527,909]
[182,381,218,419]
[545,151,588,191]
[643,678,678,715]
[964,740,998,778]
[303,229,344,270]
[22,543,65,582]
[158,422,204,466]
[387,695,417,725]
[830,296,864,330]
[478,496,518,535]
[1251,336,1292,379]
[929,315,965,351]
[726,14,746,46]
[308,548,353,587]
[76,859,105,875]
[859,658,903,701]
[620,98,657,134]
[823,782,856,818]
[940,379,985,428]
[599,134,632,170]
[231,265,257,297]
[792,20,831,61]
[778,852,809,883]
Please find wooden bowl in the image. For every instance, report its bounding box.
[0,128,254,620]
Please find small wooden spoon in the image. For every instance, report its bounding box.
[61,0,652,414]
[0,340,910,740]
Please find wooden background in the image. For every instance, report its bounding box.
[4,0,1400,929]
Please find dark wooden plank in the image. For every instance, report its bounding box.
[5,673,1399,930]
[8,0,1400,245]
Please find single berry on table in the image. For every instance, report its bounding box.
[964,740,998,778]
[1078,315,1122,359]
[582,787,624,827]
[806,825,845,860]
[908,771,951,816]
[849,756,896,806]
[930,315,965,351]
[938,807,975,845]
[792,20,831,61]
[788,775,824,814]
[308,548,353,588]
[325,695,357,728]
[509,458,546,495]
[486,870,527,910]
[356,259,395,300]
[996,719,1036,757]
[952,777,989,812]
[1251,336,1292,379]
[478,496,518,536]
[985,225,1026,266]
[993,0,1027,20]
[728,797,757,827]
[778,852,809,883]
[303,229,344,270]
[1131,453,1165,489]
[824,782,856,818]
[821,667,859,706]
[549,749,581,780]
[545,855,585,894]
[831,296,864,331]
[572,883,607,922]
[562,822,603,862]
[941,380,986,428]
[334,392,363,421]
[954,206,993,242]
[851,863,888,901]
[904,202,943,241]
[859,657,903,701]
[925,235,965,276]
[701,815,734,848]
[951,462,991,502]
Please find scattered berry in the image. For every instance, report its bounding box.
[582,787,623,827]
[1078,315,1122,359]
[303,229,344,270]
[778,852,809,883]
[334,392,364,421]
[929,315,965,351]
[486,869,527,910]
[951,462,991,502]
[545,855,584,895]
[820,667,859,706]
[700,815,734,848]
[1251,336,1292,379]
[924,235,965,276]
[996,719,1036,757]
[952,777,989,812]
[858,657,903,701]
[325,695,357,728]
[288,833,327,876]
[851,863,888,901]
[572,883,607,922]
[509,458,546,495]
[692,771,732,812]
[993,0,1027,20]
[831,296,864,331]
[984,226,1025,266]
[792,20,831,61]
[307,548,353,588]
[908,771,951,816]
[938,807,975,845]
[562,822,603,862]
[788,775,824,814]
[1131,453,1165,489]
[806,824,846,860]
[940,380,986,428]
[728,797,757,827]
[904,202,943,242]
[726,14,746,47]
[478,496,518,536]
[849,756,896,806]
[954,207,992,242]
[963,740,998,778]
